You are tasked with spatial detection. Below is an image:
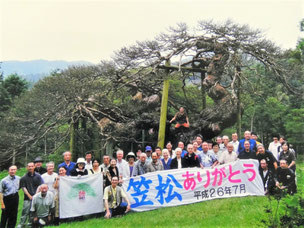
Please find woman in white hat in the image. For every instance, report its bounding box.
[125,152,136,177]
[70,158,88,176]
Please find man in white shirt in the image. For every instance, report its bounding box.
[268,135,280,161]
[218,143,238,164]
[41,162,58,194]
[85,151,93,171]
[230,133,239,154]
[116,150,128,178]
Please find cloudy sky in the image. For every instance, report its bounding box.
[1,0,303,63]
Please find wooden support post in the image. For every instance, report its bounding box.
[236,67,242,137]
[157,60,170,149]
[201,71,206,110]
[70,121,77,161]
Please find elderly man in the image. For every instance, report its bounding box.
[238,140,257,160]
[221,135,230,152]
[41,162,58,195]
[199,142,218,169]
[230,133,239,154]
[133,153,149,176]
[100,155,110,173]
[0,166,20,228]
[34,157,47,175]
[147,152,164,172]
[218,143,238,164]
[238,130,257,154]
[275,160,297,195]
[256,144,277,172]
[116,150,129,179]
[18,162,43,228]
[58,151,76,176]
[30,184,55,227]
[170,148,184,169]
[183,144,200,168]
[104,176,131,219]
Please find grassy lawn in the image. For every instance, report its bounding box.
[1,157,303,227]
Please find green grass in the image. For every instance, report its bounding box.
[1,158,303,227]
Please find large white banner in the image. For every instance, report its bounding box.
[122,159,264,212]
[59,173,104,218]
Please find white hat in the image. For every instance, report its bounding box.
[76,158,86,164]
[126,152,136,160]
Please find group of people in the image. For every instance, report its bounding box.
[0,130,297,227]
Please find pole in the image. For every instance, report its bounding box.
[236,66,242,137]
[157,60,170,148]
[201,71,206,109]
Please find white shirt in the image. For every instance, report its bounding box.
[268,141,280,161]
[218,151,238,164]
[177,158,182,169]
[230,140,239,154]
[41,172,58,194]
[116,159,129,178]
[85,161,93,171]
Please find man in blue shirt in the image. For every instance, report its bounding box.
[0,165,20,228]
[238,130,257,154]
[199,142,218,168]
[57,151,76,176]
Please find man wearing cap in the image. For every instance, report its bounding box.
[58,151,76,176]
[133,153,149,176]
[18,162,43,228]
[30,184,55,227]
[34,157,47,175]
[0,165,20,228]
[147,152,164,172]
[125,152,136,177]
[145,146,152,162]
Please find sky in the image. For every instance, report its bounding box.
[0,0,303,64]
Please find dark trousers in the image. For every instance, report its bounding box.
[0,193,19,228]
[110,202,127,217]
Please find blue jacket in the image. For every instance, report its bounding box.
[238,139,257,154]
[161,158,172,170]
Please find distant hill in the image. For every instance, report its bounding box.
[1,59,93,82]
